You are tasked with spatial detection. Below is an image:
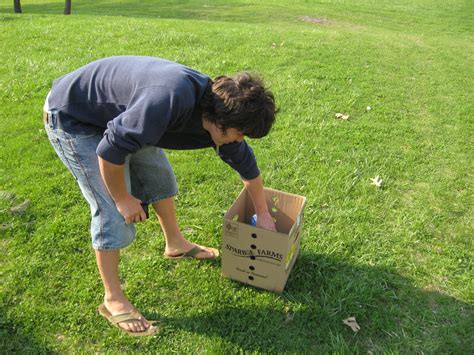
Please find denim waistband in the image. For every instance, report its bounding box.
[43,109,59,127]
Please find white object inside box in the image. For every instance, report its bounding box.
[225,188,305,234]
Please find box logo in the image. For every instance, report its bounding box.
[225,244,283,263]
[225,222,238,238]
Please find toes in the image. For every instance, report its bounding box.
[199,249,214,259]
[137,320,146,332]
[119,320,147,333]
[137,316,149,330]
[120,322,133,332]
[138,319,148,330]
[131,321,143,332]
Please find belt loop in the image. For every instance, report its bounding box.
[45,109,58,127]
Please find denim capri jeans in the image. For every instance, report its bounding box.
[43,106,178,250]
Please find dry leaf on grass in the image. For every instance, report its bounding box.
[284,306,294,323]
[285,312,295,323]
[343,317,361,332]
[0,191,15,201]
[335,112,350,120]
[370,176,383,188]
[271,42,285,48]
[1,223,14,230]
[10,199,30,214]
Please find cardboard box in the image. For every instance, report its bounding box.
[222,187,306,293]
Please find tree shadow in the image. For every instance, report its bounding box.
[0,0,288,25]
[150,253,473,352]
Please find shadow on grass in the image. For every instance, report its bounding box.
[0,317,52,353]
[0,0,291,24]
[155,253,473,352]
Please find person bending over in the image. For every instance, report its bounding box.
[43,56,277,336]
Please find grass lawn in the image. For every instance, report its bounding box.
[1,0,473,352]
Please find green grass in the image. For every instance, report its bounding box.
[1,0,473,352]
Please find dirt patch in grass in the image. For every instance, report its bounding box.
[298,16,330,25]
[298,15,366,30]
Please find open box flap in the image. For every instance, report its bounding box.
[225,187,306,236]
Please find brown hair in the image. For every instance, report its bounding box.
[200,72,277,138]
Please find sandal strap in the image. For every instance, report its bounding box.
[110,311,141,325]
[183,245,204,257]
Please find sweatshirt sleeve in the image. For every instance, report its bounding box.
[216,140,260,180]
[96,88,178,164]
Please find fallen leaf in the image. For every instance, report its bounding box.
[335,112,350,120]
[343,317,360,332]
[284,306,294,323]
[10,199,30,214]
[271,43,277,48]
[370,176,383,188]
[0,191,15,201]
[0,223,14,230]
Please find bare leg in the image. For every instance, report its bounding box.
[95,249,150,332]
[152,197,215,258]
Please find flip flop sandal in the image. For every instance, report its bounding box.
[163,245,220,260]
[97,303,159,337]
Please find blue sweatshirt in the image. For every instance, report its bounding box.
[48,56,259,180]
